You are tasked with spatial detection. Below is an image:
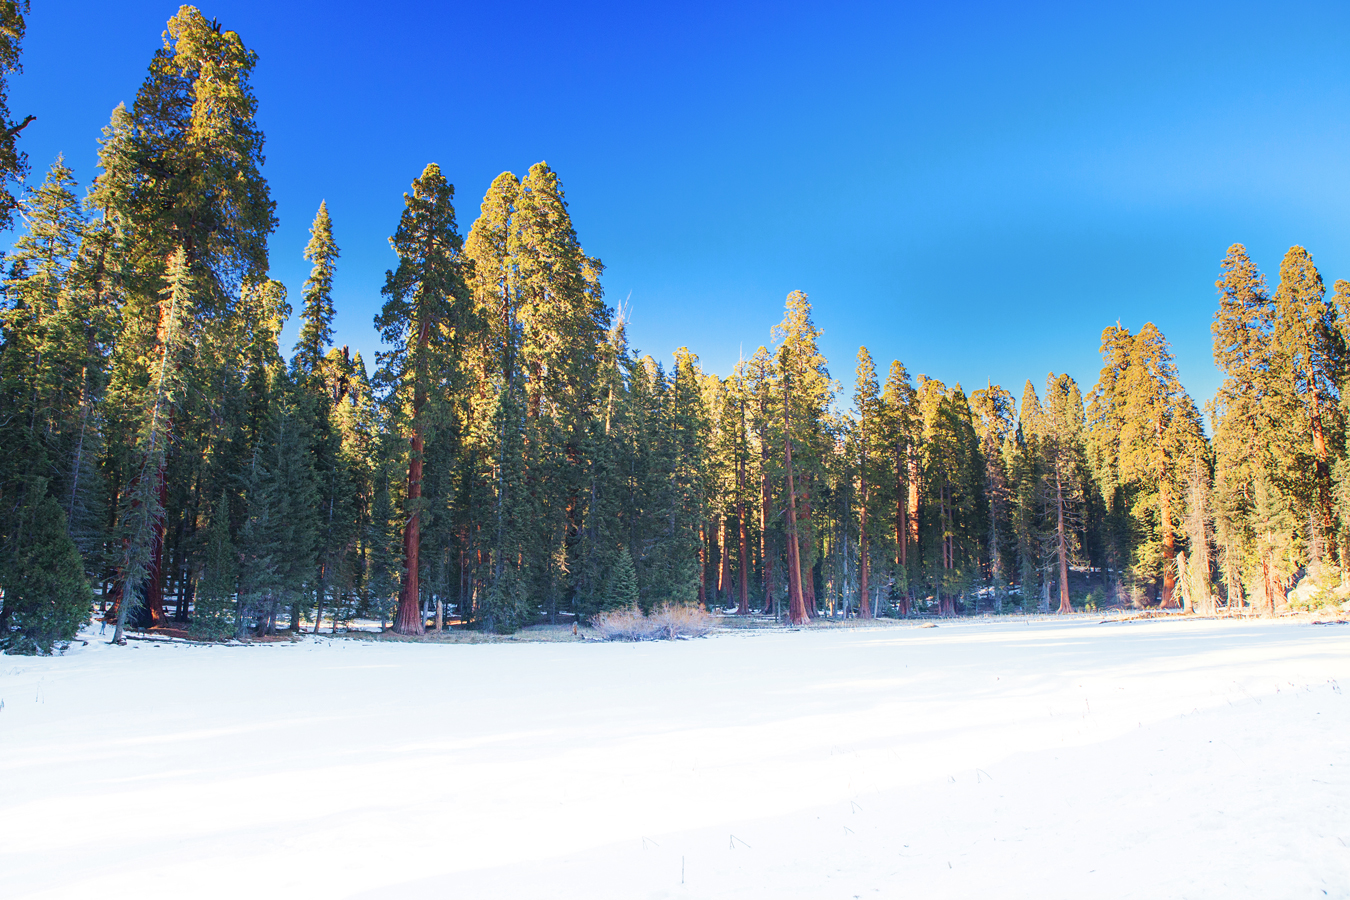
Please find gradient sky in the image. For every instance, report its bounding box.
[11,1,1350,411]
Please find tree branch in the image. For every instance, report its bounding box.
[5,114,35,138]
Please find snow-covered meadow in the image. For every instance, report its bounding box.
[2,617,1347,899]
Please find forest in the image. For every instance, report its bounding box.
[1,5,1346,654]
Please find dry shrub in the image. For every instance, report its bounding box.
[591,604,714,641]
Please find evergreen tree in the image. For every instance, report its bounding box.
[853,347,881,618]
[969,382,1016,609]
[1088,323,1205,607]
[0,485,91,654]
[295,201,339,376]
[191,492,237,640]
[1041,373,1088,614]
[374,163,474,634]
[0,0,32,229]
[96,6,275,634]
[881,360,919,613]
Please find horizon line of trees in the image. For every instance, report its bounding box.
[1,6,1345,654]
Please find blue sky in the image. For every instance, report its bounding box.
[11,1,1350,410]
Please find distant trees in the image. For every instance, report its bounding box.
[8,4,1350,655]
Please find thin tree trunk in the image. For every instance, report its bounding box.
[906,446,920,615]
[737,472,750,615]
[784,380,806,625]
[859,434,871,619]
[1056,470,1072,614]
[313,569,325,634]
[719,515,732,605]
[759,412,774,615]
[702,520,712,612]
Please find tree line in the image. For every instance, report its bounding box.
[0,6,1343,653]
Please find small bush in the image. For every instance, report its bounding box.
[591,604,714,641]
[1287,565,1350,614]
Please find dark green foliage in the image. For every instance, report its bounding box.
[603,546,640,611]
[0,484,91,654]
[0,1,31,229]
[190,492,237,640]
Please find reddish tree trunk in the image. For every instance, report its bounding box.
[393,421,425,634]
[1159,478,1177,608]
[718,515,732,605]
[393,320,431,636]
[1311,385,1334,549]
[800,487,817,618]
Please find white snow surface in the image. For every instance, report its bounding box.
[2,617,1348,899]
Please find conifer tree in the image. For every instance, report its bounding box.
[1088,323,1204,607]
[0,0,32,229]
[1041,373,1088,614]
[0,485,91,654]
[970,382,1016,609]
[295,201,339,377]
[375,163,474,634]
[191,492,237,639]
[96,6,275,635]
[1269,246,1340,547]
[853,347,881,618]
[881,360,918,613]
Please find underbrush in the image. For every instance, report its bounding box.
[1286,565,1350,615]
[591,604,714,641]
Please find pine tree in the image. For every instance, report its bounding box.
[881,360,918,614]
[1269,246,1340,550]
[0,485,91,654]
[604,545,640,610]
[853,347,881,618]
[295,201,339,377]
[191,492,237,640]
[1088,323,1205,607]
[969,382,1016,610]
[0,0,32,229]
[1041,373,1087,614]
[96,6,275,637]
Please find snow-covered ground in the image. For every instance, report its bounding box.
[2,617,1347,899]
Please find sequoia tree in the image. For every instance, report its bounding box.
[375,163,473,635]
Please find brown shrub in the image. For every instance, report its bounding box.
[591,604,714,641]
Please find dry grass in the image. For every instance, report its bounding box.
[591,604,715,641]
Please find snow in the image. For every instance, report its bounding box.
[2,617,1348,899]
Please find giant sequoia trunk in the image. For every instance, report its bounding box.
[393,321,431,636]
[1159,479,1177,608]
[799,487,817,618]
[1310,384,1335,548]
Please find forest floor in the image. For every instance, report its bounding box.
[2,616,1347,898]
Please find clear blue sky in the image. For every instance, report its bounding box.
[11,1,1350,410]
